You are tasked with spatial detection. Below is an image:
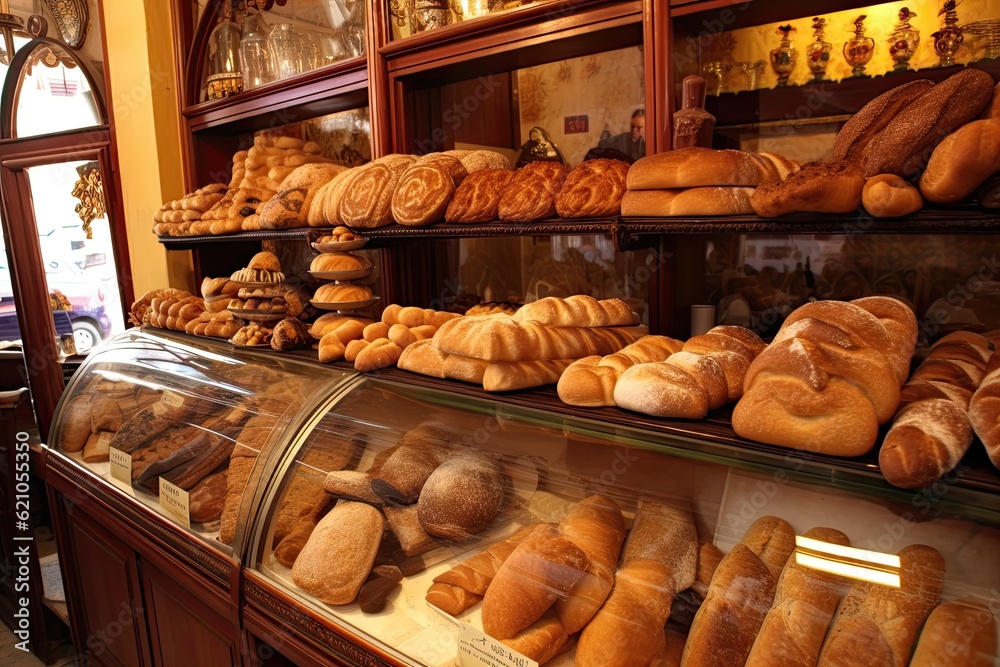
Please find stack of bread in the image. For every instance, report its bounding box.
[880,332,993,488]
[732,296,918,457]
[129,288,244,340]
[308,251,375,309]
[152,184,228,236]
[226,251,290,326]
[398,295,648,392]
[622,148,800,217]
[613,325,767,418]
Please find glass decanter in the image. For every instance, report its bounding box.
[932,0,964,67]
[889,7,920,71]
[806,17,832,82]
[240,9,272,90]
[844,15,875,78]
[205,2,243,100]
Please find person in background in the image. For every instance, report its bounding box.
[595,108,646,162]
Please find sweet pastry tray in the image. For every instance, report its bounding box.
[311,297,380,311]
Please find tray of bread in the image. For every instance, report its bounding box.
[312,226,368,252]
[309,252,374,281]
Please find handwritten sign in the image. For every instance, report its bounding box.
[108,446,135,496]
[458,624,538,667]
[158,478,191,528]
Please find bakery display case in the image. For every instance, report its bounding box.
[241,372,1000,666]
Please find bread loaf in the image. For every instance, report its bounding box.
[862,174,923,218]
[313,283,372,304]
[909,600,997,667]
[444,169,513,223]
[500,610,570,665]
[817,544,945,667]
[314,168,354,226]
[372,441,445,504]
[339,154,416,228]
[626,148,786,189]
[832,80,935,162]
[481,523,589,640]
[969,348,1000,469]
[290,502,384,604]
[557,335,684,407]
[258,163,344,230]
[482,358,575,392]
[391,157,462,226]
[681,516,796,667]
[512,295,638,327]
[384,504,436,556]
[920,119,1000,204]
[417,451,508,540]
[745,527,851,667]
[620,501,698,589]
[309,252,370,273]
[620,187,755,217]
[750,161,865,218]
[498,161,569,222]
[863,69,996,177]
[553,495,626,633]
[555,158,630,218]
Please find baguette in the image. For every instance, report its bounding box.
[817,544,945,667]
[681,516,796,667]
[482,358,575,392]
[745,527,851,667]
[626,148,784,189]
[481,524,589,640]
[554,495,626,633]
[909,600,996,667]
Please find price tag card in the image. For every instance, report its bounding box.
[153,390,185,415]
[158,478,191,528]
[108,446,135,497]
[458,624,538,667]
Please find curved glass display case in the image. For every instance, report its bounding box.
[48,328,351,560]
[245,375,1000,666]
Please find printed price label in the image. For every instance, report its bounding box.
[458,624,537,667]
[158,478,191,528]
[108,446,135,496]
[161,390,185,408]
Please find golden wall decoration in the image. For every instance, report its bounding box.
[70,161,105,239]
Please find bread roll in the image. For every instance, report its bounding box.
[555,158,630,218]
[920,119,1000,204]
[909,600,996,667]
[313,283,373,304]
[417,451,508,540]
[745,527,851,667]
[512,295,638,327]
[832,80,935,162]
[620,187,755,217]
[818,544,945,667]
[309,252,370,273]
[626,148,785,189]
[968,349,1000,469]
[290,502,384,604]
[558,335,684,407]
[553,495,626,633]
[354,338,403,372]
[481,523,589,640]
[500,610,570,665]
[750,161,865,218]
[862,174,923,218]
[498,161,569,222]
[681,516,796,667]
[863,68,995,177]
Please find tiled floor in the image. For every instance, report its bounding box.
[0,622,75,666]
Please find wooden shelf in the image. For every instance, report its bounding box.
[157,208,1000,250]
[183,57,369,133]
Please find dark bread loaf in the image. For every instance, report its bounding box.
[862,69,995,177]
[750,161,865,218]
[832,80,935,163]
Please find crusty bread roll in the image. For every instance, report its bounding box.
[751,161,865,218]
[372,441,445,504]
[863,68,995,177]
[557,335,684,407]
[981,81,1000,120]
[555,158,630,218]
[313,283,373,304]
[862,174,923,218]
[620,187,755,217]
[444,169,513,223]
[968,348,1000,469]
[290,502,384,604]
[500,610,570,665]
[512,295,638,327]
[481,523,589,640]
[498,161,570,221]
[909,600,997,667]
[553,495,626,633]
[309,252,370,273]
[417,451,508,540]
[311,314,371,341]
[920,118,1000,204]
[832,80,935,163]
[482,358,574,392]
[745,527,851,667]
[626,148,787,190]
[818,544,945,667]
[681,516,796,667]
[339,154,416,228]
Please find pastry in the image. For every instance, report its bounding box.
[555,158,630,218]
[270,317,311,351]
[445,169,513,223]
[498,161,570,222]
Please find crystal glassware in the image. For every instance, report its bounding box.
[844,15,875,78]
[269,23,302,81]
[807,17,833,82]
[889,7,920,71]
[240,10,273,90]
[932,0,964,67]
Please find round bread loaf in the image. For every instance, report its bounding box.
[313,283,373,303]
[862,174,923,218]
[309,252,370,273]
[201,277,230,299]
[417,451,508,540]
[247,251,281,271]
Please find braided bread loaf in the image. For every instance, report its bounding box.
[613,326,765,418]
[733,297,917,457]
[880,332,992,488]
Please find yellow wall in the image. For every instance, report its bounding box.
[102,0,193,297]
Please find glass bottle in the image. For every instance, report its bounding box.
[673,75,715,150]
[240,9,272,90]
[270,23,302,81]
[770,25,797,87]
[932,0,964,67]
[844,15,875,78]
[205,2,242,100]
[806,17,832,82]
[889,7,920,71]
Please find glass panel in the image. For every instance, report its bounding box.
[252,378,1000,666]
[49,329,345,553]
[22,161,122,356]
[13,42,101,138]
[388,0,549,41]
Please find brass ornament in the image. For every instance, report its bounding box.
[70,161,105,239]
[43,0,88,48]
